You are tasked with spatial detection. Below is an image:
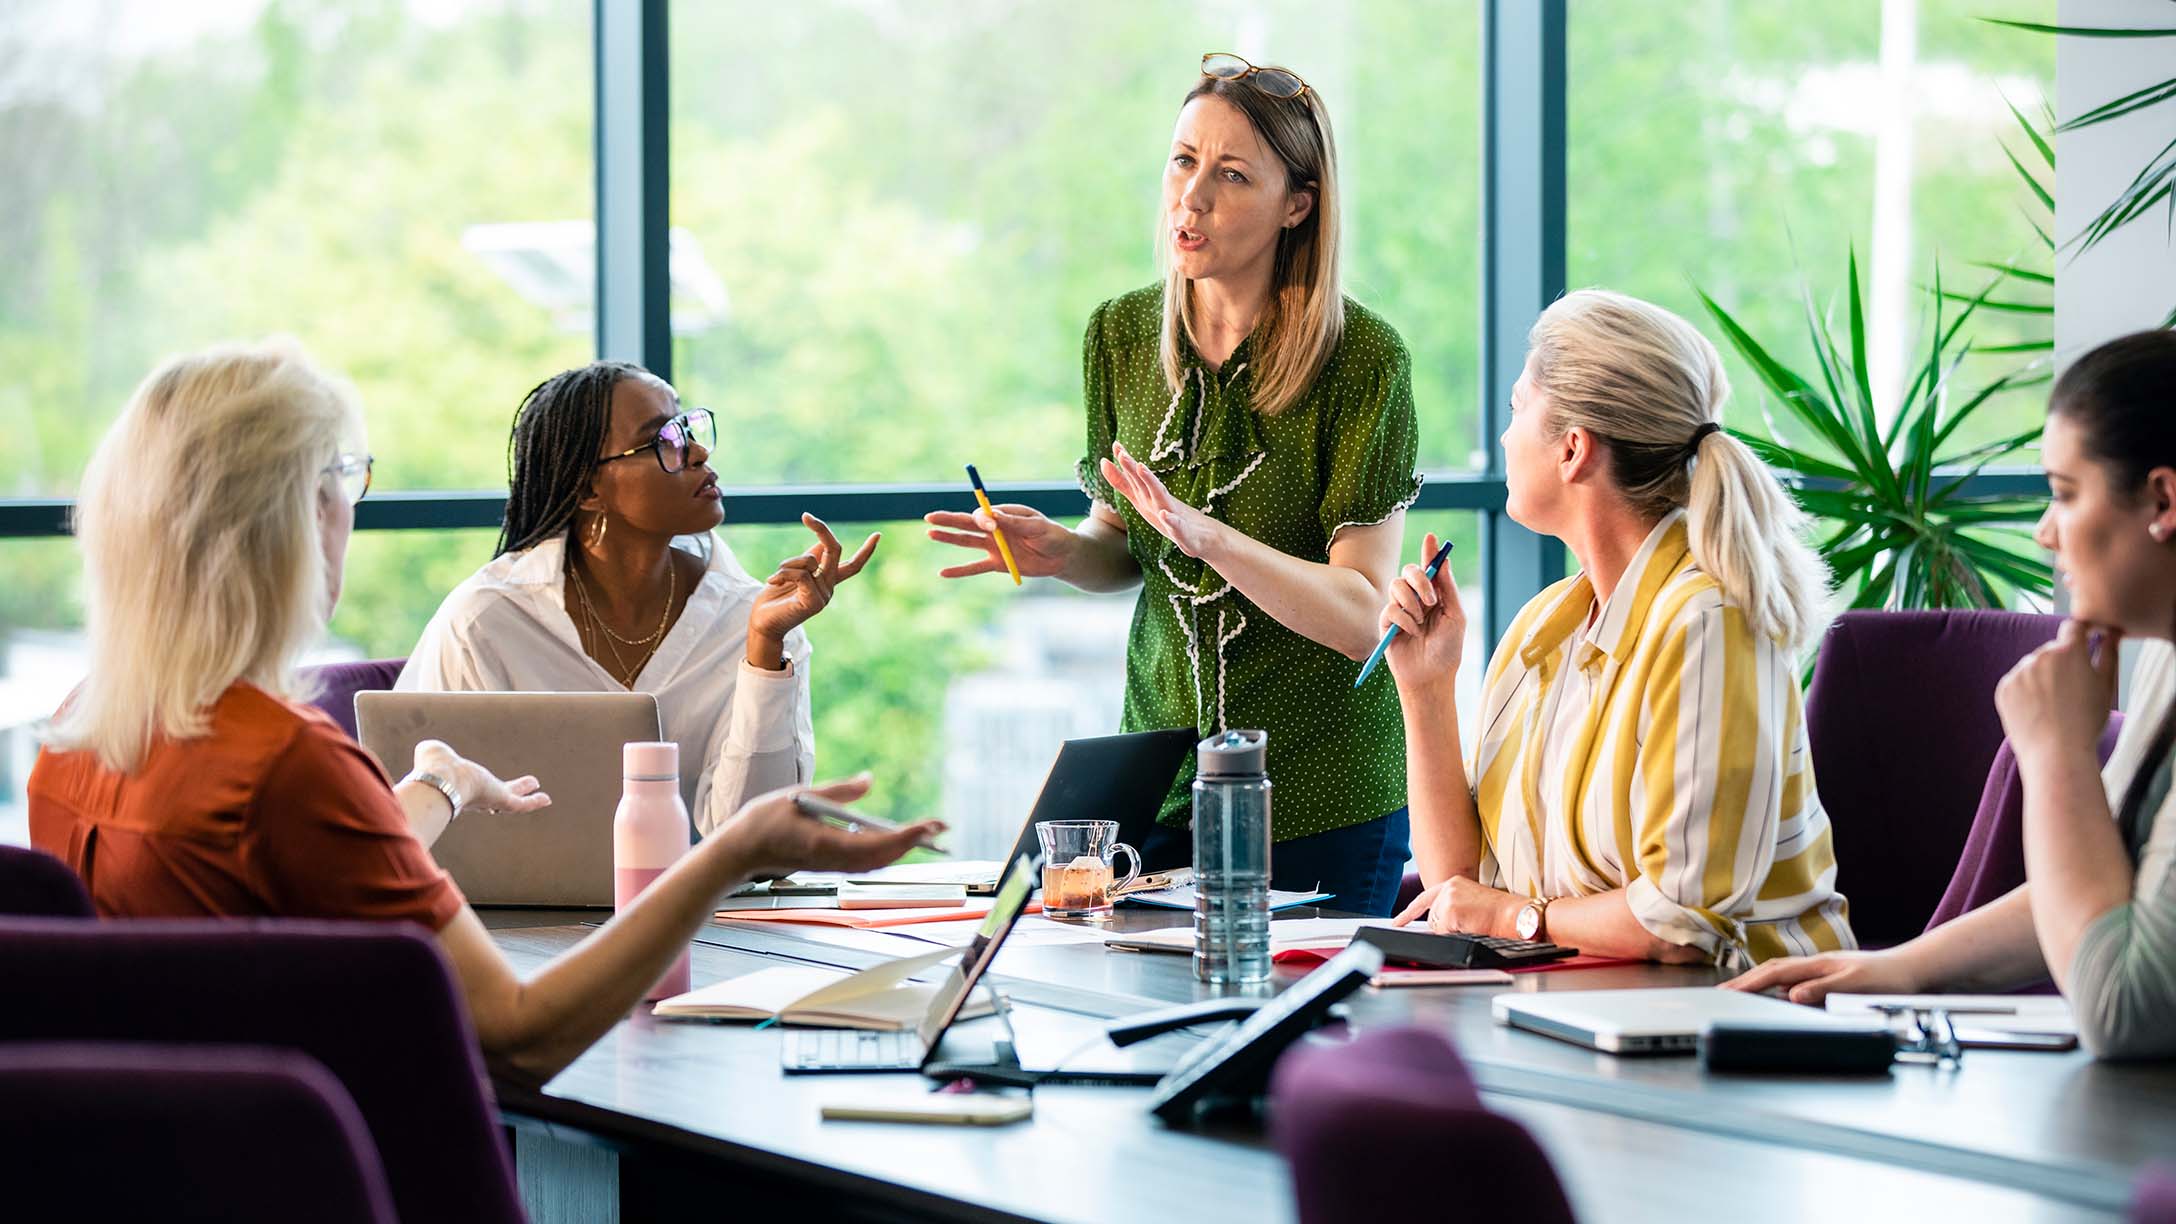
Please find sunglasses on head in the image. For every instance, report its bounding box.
[1200,52,1309,100]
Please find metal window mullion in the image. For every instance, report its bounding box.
[1479,0,1568,647]
[595,0,671,378]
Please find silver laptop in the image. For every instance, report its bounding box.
[355,690,663,908]
[1492,987,1869,1054]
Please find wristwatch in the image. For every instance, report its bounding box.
[1515,896,1551,941]
[413,770,462,819]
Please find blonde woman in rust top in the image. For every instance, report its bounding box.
[29,339,938,1085]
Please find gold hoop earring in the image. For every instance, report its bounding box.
[589,513,608,550]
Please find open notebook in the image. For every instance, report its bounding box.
[652,943,994,1030]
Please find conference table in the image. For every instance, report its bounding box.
[485,905,2175,1224]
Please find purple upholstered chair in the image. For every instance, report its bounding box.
[0,844,93,917]
[2135,1164,2176,1224]
[0,918,524,1224]
[1270,1026,1575,1224]
[301,657,407,741]
[1806,609,2068,948]
[1926,725,2124,933]
[0,1042,396,1224]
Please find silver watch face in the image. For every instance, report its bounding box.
[1516,904,1540,940]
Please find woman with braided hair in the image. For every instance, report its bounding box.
[398,362,877,837]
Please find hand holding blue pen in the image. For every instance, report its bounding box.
[1354,536,1457,687]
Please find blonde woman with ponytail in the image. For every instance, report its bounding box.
[1382,290,1853,968]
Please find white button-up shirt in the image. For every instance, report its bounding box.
[394,533,813,836]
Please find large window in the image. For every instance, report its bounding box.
[7,4,2052,857]
[667,1,1484,482]
[665,1,1486,848]
[0,0,592,842]
[1569,0,2058,457]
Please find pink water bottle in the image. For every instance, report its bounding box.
[614,740,691,1000]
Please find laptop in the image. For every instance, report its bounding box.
[1492,987,1874,1055]
[355,690,663,908]
[852,727,1196,894]
[781,853,1039,1074]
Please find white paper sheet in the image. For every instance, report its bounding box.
[1825,993,2076,1035]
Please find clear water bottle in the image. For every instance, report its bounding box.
[1193,729,1272,985]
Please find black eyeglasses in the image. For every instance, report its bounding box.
[1878,1004,1963,1066]
[597,408,715,475]
[325,453,373,505]
[1201,52,1309,100]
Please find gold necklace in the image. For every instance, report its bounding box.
[568,554,678,687]
[571,554,677,649]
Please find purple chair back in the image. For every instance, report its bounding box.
[0,844,93,917]
[1270,1026,1575,1224]
[2135,1164,2176,1224]
[1395,871,1426,915]
[1927,721,2124,934]
[1806,609,2065,947]
[301,658,407,741]
[0,918,524,1224]
[0,1042,395,1224]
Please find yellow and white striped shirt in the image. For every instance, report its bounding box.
[1471,512,1854,968]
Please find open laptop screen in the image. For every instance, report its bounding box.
[914,853,1038,1051]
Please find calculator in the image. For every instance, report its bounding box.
[1353,926,1577,970]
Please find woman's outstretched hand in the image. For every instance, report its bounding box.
[924,503,1076,580]
[1101,442,1224,559]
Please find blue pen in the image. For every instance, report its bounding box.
[1354,538,1455,688]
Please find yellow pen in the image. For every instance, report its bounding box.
[965,464,1022,585]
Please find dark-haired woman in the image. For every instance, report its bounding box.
[398,363,877,836]
[1733,330,2176,1060]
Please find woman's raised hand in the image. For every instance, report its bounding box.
[925,503,1076,580]
[749,513,879,646]
[1380,531,1467,685]
[1100,441,1223,559]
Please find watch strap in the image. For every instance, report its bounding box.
[413,770,461,818]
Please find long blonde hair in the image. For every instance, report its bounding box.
[48,338,364,771]
[1528,290,1831,651]
[1159,70,1343,417]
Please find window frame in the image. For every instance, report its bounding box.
[0,0,2041,655]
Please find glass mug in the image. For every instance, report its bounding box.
[1035,820,1141,920]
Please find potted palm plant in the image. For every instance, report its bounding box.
[1698,254,2053,613]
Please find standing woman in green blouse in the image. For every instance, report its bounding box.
[928,55,1422,914]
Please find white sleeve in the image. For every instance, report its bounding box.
[394,604,491,692]
[692,633,816,837]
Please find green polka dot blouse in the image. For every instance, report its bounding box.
[1076,285,1422,842]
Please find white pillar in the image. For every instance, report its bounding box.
[2053,0,2176,362]
[1868,0,1919,427]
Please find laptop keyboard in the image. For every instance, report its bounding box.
[782,1028,924,1072]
